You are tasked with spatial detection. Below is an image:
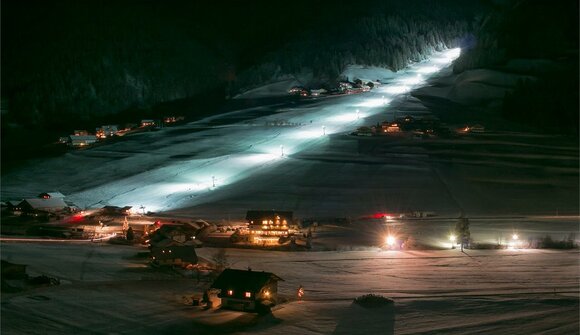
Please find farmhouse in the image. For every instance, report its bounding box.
[210,268,283,311]
[150,244,198,267]
[246,210,292,245]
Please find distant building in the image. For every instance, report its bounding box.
[210,268,283,311]
[69,135,97,147]
[140,120,156,127]
[6,200,23,214]
[163,116,185,124]
[310,88,327,96]
[19,197,68,214]
[150,244,198,267]
[95,125,119,139]
[246,210,292,245]
[73,130,89,136]
[149,222,200,246]
[381,122,401,133]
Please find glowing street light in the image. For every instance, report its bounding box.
[449,234,457,249]
[280,145,284,157]
[386,235,395,247]
[211,175,216,188]
[511,233,519,249]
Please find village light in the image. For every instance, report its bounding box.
[510,233,520,249]
[386,235,395,247]
[449,234,457,249]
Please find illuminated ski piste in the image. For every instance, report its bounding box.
[68,49,461,212]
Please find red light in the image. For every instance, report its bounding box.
[66,214,84,223]
[372,212,389,219]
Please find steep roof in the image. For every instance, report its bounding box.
[211,268,283,293]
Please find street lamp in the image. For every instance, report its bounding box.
[511,233,519,249]
[280,145,284,157]
[449,234,457,249]
[386,235,395,248]
[356,109,360,119]
[211,176,216,188]
[322,125,326,136]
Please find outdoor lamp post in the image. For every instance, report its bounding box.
[449,234,457,249]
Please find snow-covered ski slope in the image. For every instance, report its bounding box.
[2,47,578,226]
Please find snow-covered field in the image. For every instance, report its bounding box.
[1,242,578,334]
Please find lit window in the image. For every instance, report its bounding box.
[227,290,233,296]
[245,292,251,298]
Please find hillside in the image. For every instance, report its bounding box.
[450,0,579,134]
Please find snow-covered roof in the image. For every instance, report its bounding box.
[20,198,68,210]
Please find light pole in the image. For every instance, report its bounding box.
[356,109,360,120]
[449,234,457,249]
[280,145,284,157]
[322,125,326,136]
[512,233,519,249]
[212,176,216,188]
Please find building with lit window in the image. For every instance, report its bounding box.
[210,268,283,311]
[246,210,293,245]
[95,125,119,139]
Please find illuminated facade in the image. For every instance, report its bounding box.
[246,210,292,245]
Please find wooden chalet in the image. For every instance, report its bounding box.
[210,268,283,311]
[246,210,293,245]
